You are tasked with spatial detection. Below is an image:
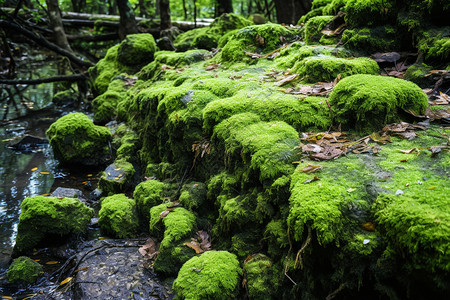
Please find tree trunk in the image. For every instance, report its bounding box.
[117,0,138,39]
[216,0,233,17]
[159,0,171,30]
[45,0,72,51]
[274,0,312,25]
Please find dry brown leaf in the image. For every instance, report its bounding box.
[311,144,345,160]
[184,230,211,254]
[205,63,219,71]
[138,238,159,259]
[362,222,375,231]
[302,176,320,184]
[274,74,299,86]
[160,210,170,219]
[244,51,263,59]
[299,164,323,174]
[398,148,419,154]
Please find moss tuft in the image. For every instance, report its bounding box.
[172,251,242,300]
[98,194,139,238]
[117,33,156,66]
[133,179,166,224]
[404,63,434,87]
[46,113,112,166]
[7,256,43,284]
[345,0,397,28]
[329,74,429,131]
[341,26,399,54]
[15,196,93,254]
[243,254,281,299]
[179,182,207,211]
[303,16,334,44]
[291,55,379,82]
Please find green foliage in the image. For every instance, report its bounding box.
[172,251,242,300]
[291,55,379,82]
[243,254,281,300]
[7,256,43,284]
[303,16,334,44]
[417,27,450,61]
[329,74,429,132]
[98,194,139,238]
[46,113,112,166]
[15,196,93,254]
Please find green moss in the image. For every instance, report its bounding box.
[98,194,139,238]
[15,196,93,254]
[345,0,397,27]
[203,90,331,133]
[329,74,429,132]
[323,0,348,15]
[341,26,399,54]
[291,55,379,82]
[304,16,334,44]
[243,254,281,300]
[7,256,43,284]
[92,78,128,124]
[174,13,252,51]
[98,159,135,194]
[264,219,289,257]
[417,27,450,61]
[117,33,156,66]
[115,128,140,161]
[46,112,112,166]
[179,182,207,211]
[220,24,297,63]
[404,63,434,87]
[172,251,242,300]
[213,113,299,182]
[298,7,325,25]
[133,179,166,224]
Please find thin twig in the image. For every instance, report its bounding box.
[284,226,297,285]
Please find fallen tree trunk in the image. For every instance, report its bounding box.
[0,74,87,85]
[0,19,93,68]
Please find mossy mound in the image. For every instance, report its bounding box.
[174,13,253,51]
[14,196,93,254]
[341,26,399,54]
[220,23,297,63]
[417,27,450,62]
[291,55,379,82]
[46,112,112,166]
[329,74,429,131]
[172,251,242,300]
[98,194,139,238]
[345,0,397,28]
[92,78,128,124]
[98,159,135,195]
[149,204,197,274]
[117,33,156,66]
[114,127,140,162]
[178,182,207,211]
[404,63,434,87]
[7,256,43,285]
[243,254,281,299]
[304,15,334,44]
[133,179,166,224]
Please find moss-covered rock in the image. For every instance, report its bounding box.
[7,256,43,284]
[220,24,297,63]
[404,63,434,87]
[417,27,450,62]
[178,182,207,211]
[345,0,397,28]
[133,179,166,224]
[174,13,253,51]
[98,194,138,238]
[46,112,112,166]
[92,78,128,124]
[243,254,281,300]
[149,204,197,274]
[341,26,399,54]
[98,159,135,195]
[14,196,93,254]
[117,33,156,66]
[172,251,242,300]
[291,55,379,82]
[329,74,429,131]
[303,15,334,44]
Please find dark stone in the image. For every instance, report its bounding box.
[157,36,176,51]
[7,135,48,152]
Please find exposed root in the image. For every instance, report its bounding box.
[284,226,297,285]
[294,226,311,269]
[326,283,346,300]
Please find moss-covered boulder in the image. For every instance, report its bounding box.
[174,13,253,51]
[220,24,297,63]
[329,74,429,131]
[341,26,399,54]
[303,15,334,44]
[98,159,135,195]
[404,63,434,87]
[7,256,43,285]
[117,33,156,66]
[92,78,128,124]
[46,113,112,166]
[345,0,397,27]
[172,251,242,300]
[98,194,138,238]
[133,179,166,224]
[178,182,207,211]
[291,55,379,82]
[243,254,281,299]
[14,196,93,254]
[149,203,197,274]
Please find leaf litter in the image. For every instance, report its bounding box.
[183,230,212,254]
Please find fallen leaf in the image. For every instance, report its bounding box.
[60,277,73,285]
[87,174,93,177]
[347,188,356,193]
[161,64,173,71]
[274,74,299,86]
[114,168,121,171]
[302,176,320,184]
[184,230,212,254]
[244,51,263,59]
[428,186,436,190]
[74,266,89,272]
[160,210,170,218]
[398,148,419,154]
[31,167,38,171]
[371,52,401,63]
[40,172,50,175]
[45,261,59,265]
[299,164,323,174]
[2,297,13,299]
[205,63,219,71]
[362,222,375,231]
[430,146,442,157]
[400,158,409,162]
[138,238,159,259]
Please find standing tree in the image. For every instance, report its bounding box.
[45,0,71,51]
[273,0,312,25]
[117,0,139,39]
[159,0,172,30]
[216,0,233,17]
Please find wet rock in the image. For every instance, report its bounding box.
[72,239,174,300]
[7,134,48,152]
[98,160,136,194]
[50,187,87,203]
[157,36,176,51]
[7,256,43,285]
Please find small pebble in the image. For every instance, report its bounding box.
[395,189,403,195]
